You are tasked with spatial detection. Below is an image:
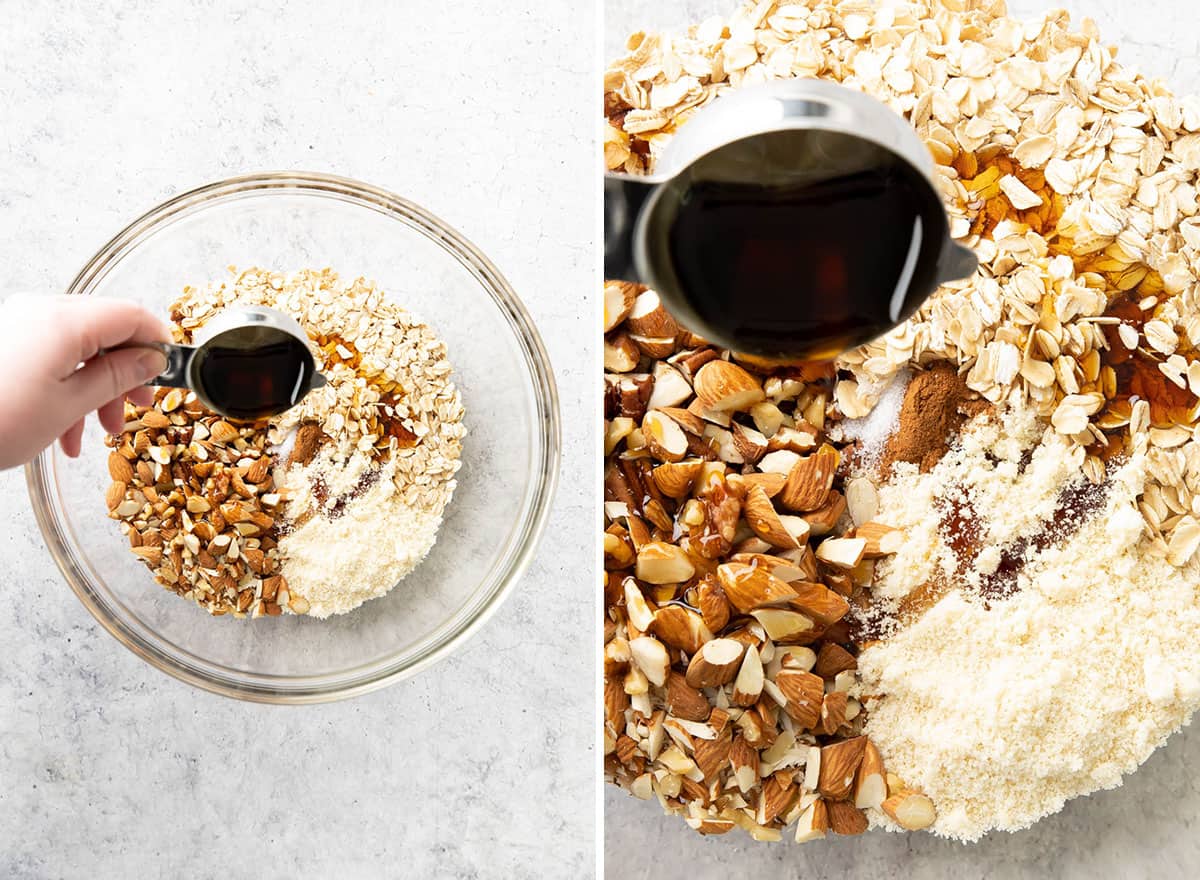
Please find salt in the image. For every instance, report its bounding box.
[836,368,910,467]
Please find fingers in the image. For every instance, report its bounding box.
[60,347,168,421]
[58,418,85,458]
[126,385,155,408]
[97,397,128,435]
[44,298,171,378]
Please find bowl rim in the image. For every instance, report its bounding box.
[25,170,561,704]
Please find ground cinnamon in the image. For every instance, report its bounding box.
[880,364,987,474]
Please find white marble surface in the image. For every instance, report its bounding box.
[0,2,593,877]
[604,1,1200,877]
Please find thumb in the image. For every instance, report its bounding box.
[61,347,168,416]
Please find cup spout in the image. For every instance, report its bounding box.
[604,173,659,283]
[937,240,979,285]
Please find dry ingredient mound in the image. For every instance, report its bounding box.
[605,0,1200,847]
[106,267,465,619]
[192,268,465,618]
[855,399,1200,840]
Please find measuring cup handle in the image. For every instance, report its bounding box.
[143,341,194,388]
[604,173,658,283]
[937,241,979,285]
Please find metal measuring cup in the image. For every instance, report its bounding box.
[605,79,979,357]
[141,306,327,420]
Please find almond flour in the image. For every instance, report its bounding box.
[857,415,1200,840]
[106,268,464,618]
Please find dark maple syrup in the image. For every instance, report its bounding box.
[311,333,418,454]
[193,327,316,421]
[657,129,948,360]
[957,146,1199,433]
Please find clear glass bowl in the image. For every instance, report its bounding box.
[25,172,560,703]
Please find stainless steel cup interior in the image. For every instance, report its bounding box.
[604,79,978,302]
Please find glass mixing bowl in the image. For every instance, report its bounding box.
[25,172,560,703]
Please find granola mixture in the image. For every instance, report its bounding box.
[605,0,1200,843]
[104,268,464,618]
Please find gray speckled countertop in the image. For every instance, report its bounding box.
[0,2,593,877]
[604,1,1200,877]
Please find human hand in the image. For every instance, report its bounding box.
[0,294,170,469]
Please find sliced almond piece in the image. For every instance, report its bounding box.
[652,459,703,499]
[739,471,786,497]
[815,536,866,570]
[685,817,736,835]
[882,791,936,830]
[742,485,803,549]
[685,638,745,688]
[646,362,692,410]
[731,644,764,707]
[856,521,904,557]
[750,401,785,437]
[622,578,655,632]
[778,515,812,546]
[693,360,765,412]
[629,635,670,687]
[603,280,638,332]
[702,424,744,464]
[636,541,695,584]
[854,740,887,810]
[757,773,798,825]
[729,553,806,584]
[626,289,679,339]
[777,645,817,673]
[716,562,798,612]
[643,411,689,463]
[208,420,238,444]
[693,730,733,782]
[803,490,846,536]
[694,578,731,632]
[651,604,713,655]
[817,736,867,800]
[813,642,857,679]
[658,406,705,435]
[604,332,641,373]
[789,581,850,627]
[758,449,801,476]
[766,424,818,453]
[105,481,127,511]
[629,334,676,359]
[666,671,711,722]
[729,734,759,793]
[779,446,838,512]
[819,691,848,734]
[730,422,768,464]
[793,798,829,843]
[687,397,731,427]
[108,452,134,484]
[604,417,635,456]
[827,800,868,835]
[140,410,170,429]
[774,668,824,728]
[750,607,817,643]
[845,477,879,526]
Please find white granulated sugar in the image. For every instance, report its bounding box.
[857,414,1200,840]
[837,369,910,468]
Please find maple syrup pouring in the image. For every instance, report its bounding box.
[192,326,318,421]
[654,130,949,361]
